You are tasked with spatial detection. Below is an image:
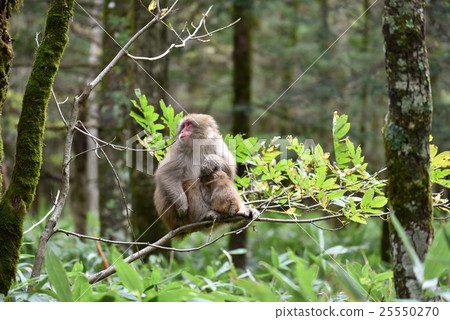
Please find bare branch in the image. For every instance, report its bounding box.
[126,6,239,63]
[24,191,60,235]
[127,6,213,62]
[30,0,180,282]
[52,211,390,284]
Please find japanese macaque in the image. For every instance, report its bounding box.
[177,170,247,229]
[154,114,258,231]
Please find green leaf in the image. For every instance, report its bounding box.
[270,247,280,269]
[292,261,318,302]
[72,274,92,302]
[327,190,346,200]
[424,222,450,280]
[182,271,204,287]
[349,214,367,224]
[115,256,144,297]
[260,261,299,292]
[235,279,280,302]
[329,261,366,301]
[333,113,350,140]
[361,188,374,209]
[45,249,73,302]
[371,196,388,208]
[151,266,161,285]
[432,151,450,168]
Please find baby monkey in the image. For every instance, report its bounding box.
[161,170,256,231]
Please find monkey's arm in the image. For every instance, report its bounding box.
[155,165,189,216]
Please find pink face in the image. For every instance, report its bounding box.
[179,120,193,139]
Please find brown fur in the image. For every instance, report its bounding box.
[154,114,237,230]
[167,170,247,232]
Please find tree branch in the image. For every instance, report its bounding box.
[51,212,389,284]
[29,1,178,282]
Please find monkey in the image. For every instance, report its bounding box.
[168,170,246,230]
[206,170,245,217]
[165,169,258,233]
[154,114,238,229]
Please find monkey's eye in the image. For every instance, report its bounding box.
[179,120,194,139]
[183,121,194,130]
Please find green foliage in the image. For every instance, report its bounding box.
[130,103,448,230]
[430,144,450,188]
[8,104,438,302]
[424,222,450,281]
[45,249,73,302]
[7,210,450,302]
[129,89,183,161]
[226,112,388,225]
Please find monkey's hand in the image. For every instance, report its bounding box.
[238,207,261,219]
[175,195,189,217]
[201,154,223,176]
[205,210,222,220]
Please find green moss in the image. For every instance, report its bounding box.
[0,191,25,294]
[383,0,434,299]
[0,0,74,295]
[1,2,23,193]
[384,122,407,151]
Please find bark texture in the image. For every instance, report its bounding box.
[382,0,433,299]
[231,0,252,135]
[0,0,22,195]
[229,0,253,269]
[0,0,73,295]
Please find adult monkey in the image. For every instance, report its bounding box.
[154,114,239,229]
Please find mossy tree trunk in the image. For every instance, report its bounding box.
[0,0,73,295]
[0,0,22,195]
[382,0,433,299]
[229,0,253,269]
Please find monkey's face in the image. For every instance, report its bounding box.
[178,119,195,149]
[179,120,193,139]
[178,114,213,145]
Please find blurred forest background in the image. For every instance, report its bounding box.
[3,0,449,238]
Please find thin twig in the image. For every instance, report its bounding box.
[24,191,60,234]
[29,1,179,282]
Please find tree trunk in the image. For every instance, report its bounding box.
[70,0,102,236]
[0,0,73,295]
[231,0,252,136]
[99,0,131,238]
[382,0,433,299]
[229,0,253,269]
[72,114,88,235]
[85,0,102,224]
[0,1,22,194]
[129,0,169,253]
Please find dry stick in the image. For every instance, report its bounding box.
[29,5,169,280]
[127,6,239,62]
[73,212,388,284]
[66,196,446,285]
[55,213,362,247]
[30,1,241,282]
